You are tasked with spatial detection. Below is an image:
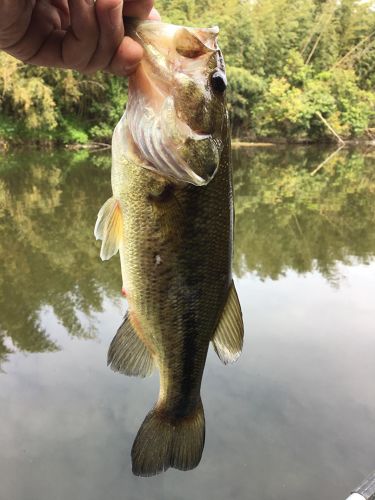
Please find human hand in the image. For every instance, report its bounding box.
[0,0,160,76]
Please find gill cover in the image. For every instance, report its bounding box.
[123,21,228,186]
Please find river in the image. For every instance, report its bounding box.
[0,146,374,500]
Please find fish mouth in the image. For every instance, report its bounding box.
[190,128,213,136]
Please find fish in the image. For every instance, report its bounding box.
[94,19,244,476]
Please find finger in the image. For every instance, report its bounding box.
[3,1,62,62]
[62,0,99,71]
[86,0,124,73]
[106,35,143,76]
[0,0,34,49]
[0,0,34,28]
[123,0,154,19]
[25,29,68,68]
[51,0,70,29]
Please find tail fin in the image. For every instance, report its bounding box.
[131,399,205,476]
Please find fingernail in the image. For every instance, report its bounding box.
[109,3,122,29]
[85,0,95,5]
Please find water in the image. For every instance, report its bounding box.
[0,146,374,500]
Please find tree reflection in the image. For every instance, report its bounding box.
[0,150,120,365]
[0,147,374,364]
[233,146,375,281]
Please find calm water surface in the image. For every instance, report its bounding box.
[0,147,374,500]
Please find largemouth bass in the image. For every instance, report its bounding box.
[95,20,244,476]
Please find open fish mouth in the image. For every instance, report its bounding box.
[124,20,227,186]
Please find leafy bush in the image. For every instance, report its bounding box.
[0,0,374,143]
[60,119,89,145]
[226,66,264,136]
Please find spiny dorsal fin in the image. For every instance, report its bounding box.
[212,281,244,364]
[108,313,155,378]
[94,196,123,261]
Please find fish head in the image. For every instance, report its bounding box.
[126,21,229,186]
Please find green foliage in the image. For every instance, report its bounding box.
[0,52,127,145]
[226,67,265,136]
[60,118,89,145]
[330,69,375,135]
[232,146,375,280]
[253,55,375,140]
[0,150,118,364]
[0,53,57,128]
[0,0,374,143]
[0,147,374,363]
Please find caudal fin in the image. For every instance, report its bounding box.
[131,400,205,476]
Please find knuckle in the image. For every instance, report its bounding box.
[63,48,95,72]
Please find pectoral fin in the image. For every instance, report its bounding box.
[94,197,123,261]
[108,313,155,378]
[212,281,244,364]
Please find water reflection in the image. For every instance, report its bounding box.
[0,150,118,365]
[0,147,374,499]
[233,146,375,281]
[0,147,374,366]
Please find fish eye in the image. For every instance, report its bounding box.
[211,71,227,93]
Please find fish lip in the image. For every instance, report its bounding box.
[191,128,213,137]
[190,131,212,140]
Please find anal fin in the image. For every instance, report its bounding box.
[212,281,244,364]
[108,313,155,378]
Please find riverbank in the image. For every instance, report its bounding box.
[232,139,375,148]
[2,136,375,153]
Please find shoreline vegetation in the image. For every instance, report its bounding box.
[1,0,374,150]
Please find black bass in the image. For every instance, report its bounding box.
[95,20,244,476]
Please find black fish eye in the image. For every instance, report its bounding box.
[211,71,227,93]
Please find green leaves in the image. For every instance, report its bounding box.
[252,58,375,140]
[0,51,127,146]
[232,147,375,281]
[226,66,265,136]
[0,0,374,144]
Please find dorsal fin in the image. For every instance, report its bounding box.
[212,281,244,364]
